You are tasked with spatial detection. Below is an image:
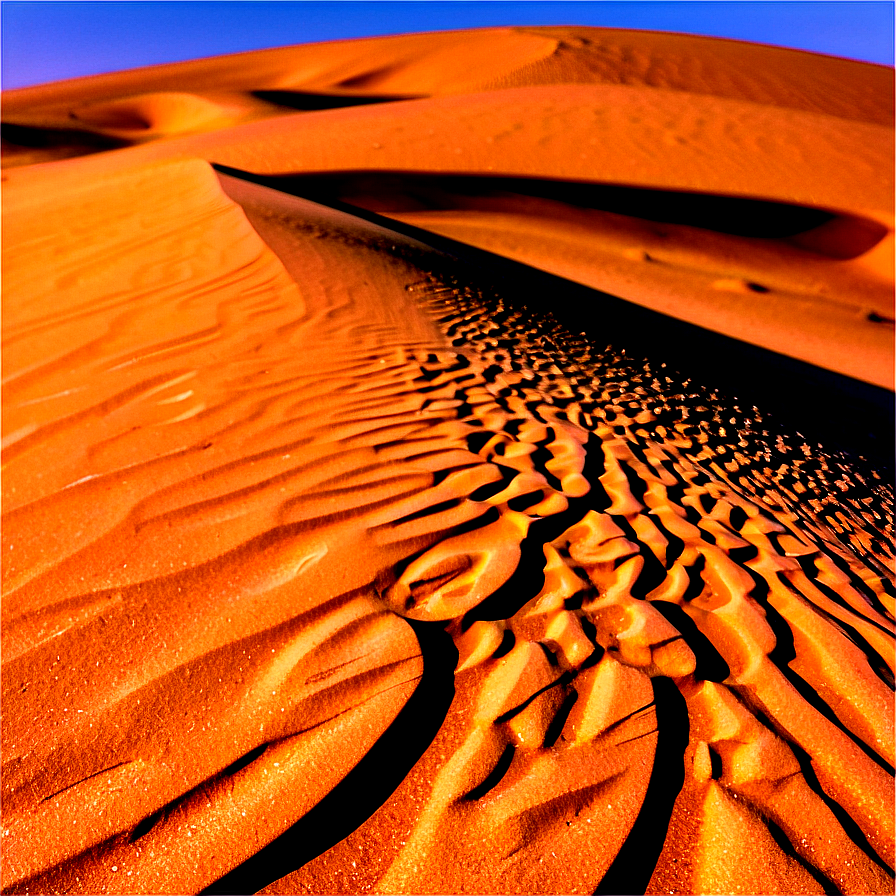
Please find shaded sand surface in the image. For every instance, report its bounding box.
[2,27,894,896]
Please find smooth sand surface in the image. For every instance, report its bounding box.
[2,27,894,895]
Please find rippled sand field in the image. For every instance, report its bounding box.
[2,27,893,895]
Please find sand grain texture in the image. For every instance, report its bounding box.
[2,27,894,896]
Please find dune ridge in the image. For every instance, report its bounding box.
[2,26,894,896]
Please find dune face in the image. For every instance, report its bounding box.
[2,27,894,896]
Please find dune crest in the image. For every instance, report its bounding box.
[2,26,893,896]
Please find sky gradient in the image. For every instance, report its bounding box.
[2,1,894,90]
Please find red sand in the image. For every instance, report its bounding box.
[2,27,894,895]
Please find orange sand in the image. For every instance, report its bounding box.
[2,27,894,896]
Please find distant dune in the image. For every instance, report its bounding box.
[2,27,893,896]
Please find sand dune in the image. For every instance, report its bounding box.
[5,40,892,385]
[2,27,894,896]
[5,27,891,124]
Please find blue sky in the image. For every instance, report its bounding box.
[2,1,893,90]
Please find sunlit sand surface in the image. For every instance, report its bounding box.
[2,27,893,895]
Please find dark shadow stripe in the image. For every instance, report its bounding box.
[649,600,731,682]
[201,618,457,895]
[764,815,840,894]
[252,89,423,110]
[745,566,895,776]
[1,121,128,151]
[463,742,516,801]
[593,677,689,895]
[229,169,863,243]
[769,722,895,878]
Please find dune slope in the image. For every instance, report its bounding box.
[2,27,894,896]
